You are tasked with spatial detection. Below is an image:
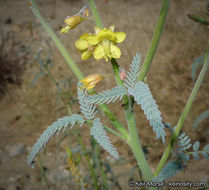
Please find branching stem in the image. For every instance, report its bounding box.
[154,41,209,176]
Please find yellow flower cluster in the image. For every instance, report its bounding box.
[75,25,126,61]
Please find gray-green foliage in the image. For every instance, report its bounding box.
[27,114,84,167]
[124,53,141,89]
[128,81,166,143]
[176,132,209,164]
[192,141,209,160]
[77,83,97,120]
[90,118,119,160]
[178,132,192,151]
[153,161,182,182]
[86,85,127,104]
[193,109,209,130]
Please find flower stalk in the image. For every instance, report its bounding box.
[88,0,103,29]
[138,0,170,81]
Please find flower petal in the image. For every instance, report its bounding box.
[97,28,116,42]
[79,33,89,40]
[109,25,115,32]
[114,32,126,43]
[110,44,121,59]
[86,35,99,45]
[93,45,105,60]
[81,50,92,60]
[75,39,88,51]
[95,26,101,34]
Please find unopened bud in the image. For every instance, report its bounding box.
[80,74,104,90]
[64,15,85,30]
[119,67,127,81]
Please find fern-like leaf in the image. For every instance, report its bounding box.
[77,83,97,120]
[128,81,166,143]
[191,54,204,82]
[153,161,182,182]
[178,132,192,151]
[193,109,209,130]
[90,118,119,160]
[27,114,84,167]
[124,53,142,88]
[86,85,127,104]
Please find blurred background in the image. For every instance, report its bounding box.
[0,0,208,189]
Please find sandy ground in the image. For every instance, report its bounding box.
[0,0,209,189]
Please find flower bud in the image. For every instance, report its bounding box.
[119,67,127,81]
[64,15,85,30]
[60,26,70,34]
[80,74,104,90]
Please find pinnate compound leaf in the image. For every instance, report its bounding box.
[178,132,192,151]
[124,53,142,88]
[27,114,84,167]
[86,85,127,104]
[90,118,119,160]
[77,83,97,120]
[153,161,182,182]
[128,81,166,143]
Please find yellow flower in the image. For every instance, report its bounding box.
[60,15,86,34]
[80,74,104,90]
[75,33,95,60]
[87,25,126,61]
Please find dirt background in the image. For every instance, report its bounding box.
[0,0,209,189]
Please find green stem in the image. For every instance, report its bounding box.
[111,58,128,106]
[78,135,99,190]
[138,0,170,81]
[88,0,103,29]
[111,59,153,182]
[97,103,129,139]
[86,120,129,143]
[126,110,153,181]
[154,41,209,176]
[103,125,130,144]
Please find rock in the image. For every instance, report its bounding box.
[48,169,70,184]
[6,143,25,157]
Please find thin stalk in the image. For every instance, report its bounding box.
[154,41,209,176]
[138,0,170,81]
[37,154,50,190]
[88,0,103,29]
[29,0,128,140]
[86,119,129,143]
[78,135,99,190]
[103,125,130,144]
[96,145,109,190]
